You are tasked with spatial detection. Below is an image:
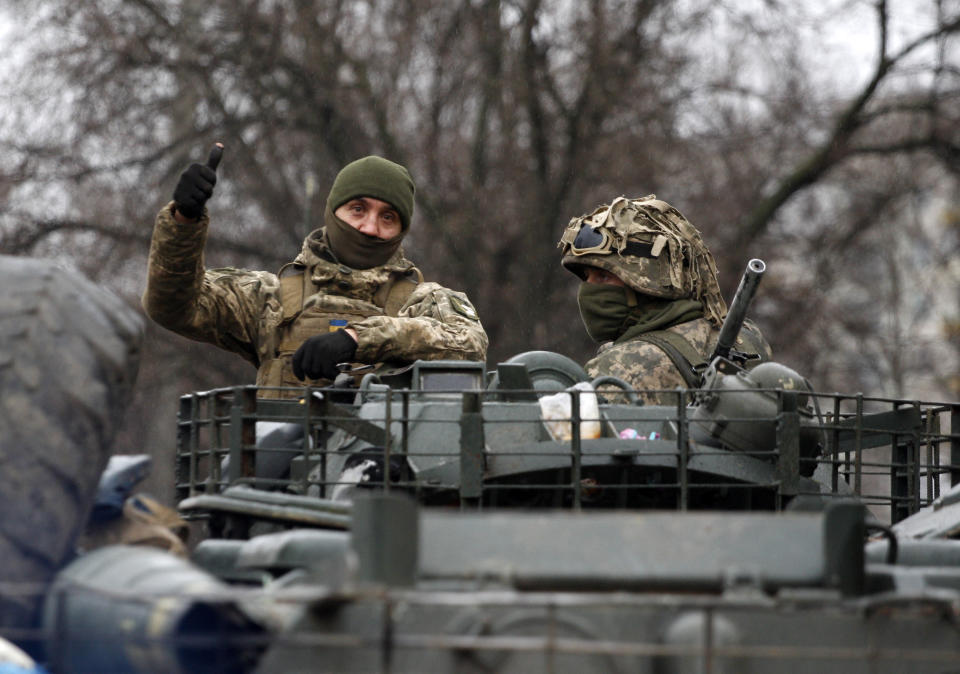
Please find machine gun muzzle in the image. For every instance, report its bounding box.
[711,258,765,363]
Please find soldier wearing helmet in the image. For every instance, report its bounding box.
[558,195,772,404]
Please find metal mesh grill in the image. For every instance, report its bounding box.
[174,386,959,524]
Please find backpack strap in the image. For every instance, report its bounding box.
[632,330,706,388]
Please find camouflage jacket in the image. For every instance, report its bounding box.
[585,317,772,405]
[143,203,488,391]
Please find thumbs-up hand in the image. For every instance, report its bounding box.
[173,144,223,221]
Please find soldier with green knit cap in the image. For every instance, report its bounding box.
[558,195,772,405]
[144,146,487,398]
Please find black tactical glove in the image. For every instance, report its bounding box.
[292,329,359,381]
[173,144,223,220]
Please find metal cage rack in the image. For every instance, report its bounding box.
[174,384,960,525]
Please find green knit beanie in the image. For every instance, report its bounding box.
[326,156,415,231]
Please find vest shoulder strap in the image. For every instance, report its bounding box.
[376,267,423,317]
[278,263,310,322]
[633,330,705,388]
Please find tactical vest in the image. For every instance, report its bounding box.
[256,262,422,397]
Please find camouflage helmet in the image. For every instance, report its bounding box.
[558,195,727,326]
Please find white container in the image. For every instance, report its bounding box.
[539,381,602,441]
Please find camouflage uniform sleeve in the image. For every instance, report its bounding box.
[351,282,488,363]
[142,202,281,367]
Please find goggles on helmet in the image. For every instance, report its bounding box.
[560,220,656,258]
[568,223,612,256]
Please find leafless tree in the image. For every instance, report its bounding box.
[1,0,958,497]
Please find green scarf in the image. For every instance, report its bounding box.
[323,205,402,269]
[577,284,704,343]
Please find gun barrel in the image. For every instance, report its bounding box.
[713,258,766,361]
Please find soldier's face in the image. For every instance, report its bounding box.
[336,197,403,240]
[584,267,626,287]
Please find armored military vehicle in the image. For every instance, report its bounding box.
[15,260,960,673]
